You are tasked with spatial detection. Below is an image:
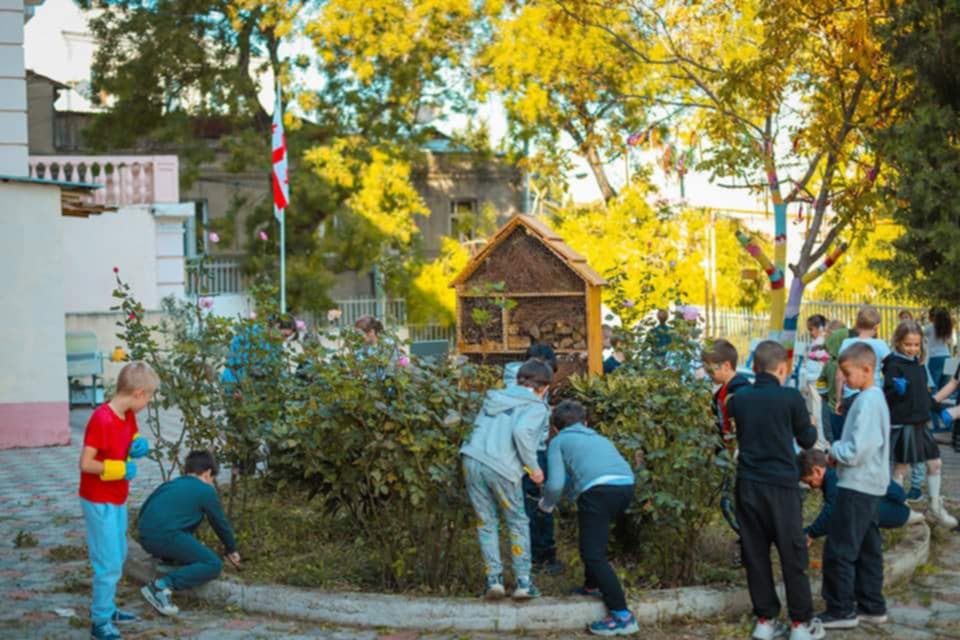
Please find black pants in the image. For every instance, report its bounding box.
[522,450,556,562]
[822,488,886,616]
[577,484,633,612]
[736,479,813,622]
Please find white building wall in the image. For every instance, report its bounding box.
[62,206,160,312]
[0,181,65,403]
[62,204,192,314]
[0,0,28,176]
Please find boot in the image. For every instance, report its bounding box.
[927,496,959,528]
[907,509,925,525]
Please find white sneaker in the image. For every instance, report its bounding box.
[907,509,925,525]
[927,496,959,528]
[790,619,826,640]
[858,611,889,625]
[752,617,789,640]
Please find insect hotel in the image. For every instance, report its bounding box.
[450,215,607,377]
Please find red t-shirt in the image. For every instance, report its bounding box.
[78,404,138,505]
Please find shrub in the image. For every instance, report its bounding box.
[267,336,498,589]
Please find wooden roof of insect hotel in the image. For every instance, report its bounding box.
[451,215,607,289]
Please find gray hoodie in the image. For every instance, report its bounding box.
[460,386,548,484]
[832,386,891,496]
[502,362,549,450]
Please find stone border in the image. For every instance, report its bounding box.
[124,523,930,632]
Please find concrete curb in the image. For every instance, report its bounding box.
[124,523,930,631]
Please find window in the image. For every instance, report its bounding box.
[450,198,479,241]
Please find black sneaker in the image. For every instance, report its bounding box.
[816,611,858,629]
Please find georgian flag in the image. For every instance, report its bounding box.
[272,81,289,222]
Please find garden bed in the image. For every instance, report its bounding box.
[124,504,930,632]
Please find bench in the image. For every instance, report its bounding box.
[66,332,104,407]
[410,340,450,362]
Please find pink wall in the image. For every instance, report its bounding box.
[0,402,70,449]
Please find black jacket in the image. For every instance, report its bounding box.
[729,372,818,488]
[882,353,931,425]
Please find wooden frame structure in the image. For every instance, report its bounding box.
[450,215,606,376]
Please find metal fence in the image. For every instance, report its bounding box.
[336,298,408,327]
[705,299,958,356]
[407,323,456,345]
[185,257,247,295]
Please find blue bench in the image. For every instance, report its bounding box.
[410,340,450,361]
[66,332,104,407]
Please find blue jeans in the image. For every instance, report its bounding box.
[141,533,223,590]
[463,456,531,578]
[80,498,128,625]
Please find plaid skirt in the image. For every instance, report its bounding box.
[890,423,940,465]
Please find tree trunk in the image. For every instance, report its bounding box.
[583,143,618,203]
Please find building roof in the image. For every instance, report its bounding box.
[0,174,114,217]
[451,214,607,288]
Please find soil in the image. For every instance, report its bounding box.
[460,297,504,345]
[463,227,584,293]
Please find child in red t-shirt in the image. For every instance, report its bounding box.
[79,361,158,640]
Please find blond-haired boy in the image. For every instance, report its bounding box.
[79,361,159,640]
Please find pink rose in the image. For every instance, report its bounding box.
[208,232,220,244]
[397,356,411,368]
[199,297,214,310]
[112,266,119,274]
[128,312,136,321]
[295,319,306,331]
[681,306,700,321]
[248,311,257,320]
[258,231,269,241]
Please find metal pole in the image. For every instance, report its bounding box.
[279,207,286,313]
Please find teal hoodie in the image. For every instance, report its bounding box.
[541,423,634,511]
[460,386,549,484]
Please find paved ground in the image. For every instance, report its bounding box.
[2,409,960,639]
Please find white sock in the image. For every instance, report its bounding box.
[928,472,941,501]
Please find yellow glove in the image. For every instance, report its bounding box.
[100,459,127,482]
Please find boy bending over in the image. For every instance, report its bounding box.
[539,400,637,636]
[138,450,238,617]
[461,359,552,600]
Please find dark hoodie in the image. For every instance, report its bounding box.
[883,352,932,425]
[729,372,818,488]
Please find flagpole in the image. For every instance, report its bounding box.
[279,205,286,314]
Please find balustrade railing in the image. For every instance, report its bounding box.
[28,154,180,206]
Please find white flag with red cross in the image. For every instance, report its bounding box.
[272,81,289,222]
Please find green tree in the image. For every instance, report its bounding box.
[477,1,653,203]
[565,0,903,358]
[79,0,478,314]
[874,0,960,306]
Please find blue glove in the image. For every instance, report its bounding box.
[893,377,908,396]
[123,461,138,481]
[942,409,955,428]
[129,436,150,459]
